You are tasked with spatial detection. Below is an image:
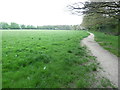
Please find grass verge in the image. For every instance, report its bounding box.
[93,31,119,57]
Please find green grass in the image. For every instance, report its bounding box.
[0,31,2,89]
[93,31,119,57]
[2,30,114,88]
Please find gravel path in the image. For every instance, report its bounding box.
[81,32,118,87]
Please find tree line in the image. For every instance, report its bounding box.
[68,0,120,35]
[0,22,75,30]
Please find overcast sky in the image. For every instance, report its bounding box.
[0,0,88,26]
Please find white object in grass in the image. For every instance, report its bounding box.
[43,66,46,70]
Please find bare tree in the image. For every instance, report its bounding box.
[67,1,120,19]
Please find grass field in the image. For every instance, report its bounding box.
[93,31,119,57]
[0,31,2,89]
[2,30,114,88]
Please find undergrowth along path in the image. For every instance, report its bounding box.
[81,32,118,87]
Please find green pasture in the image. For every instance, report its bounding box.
[93,31,119,57]
[2,30,114,88]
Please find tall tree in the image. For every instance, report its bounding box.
[26,25,36,29]
[20,24,26,29]
[81,13,118,34]
[67,1,120,19]
[9,22,20,29]
[0,22,9,29]
[67,1,120,35]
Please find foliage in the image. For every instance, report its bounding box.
[26,25,36,29]
[20,25,26,29]
[68,1,120,35]
[72,25,82,30]
[0,22,9,29]
[68,1,120,19]
[0,22,74,30]
[93,31,119,57]
[81,14,119,35]
[9,22,20,29]
[36,25,73,30]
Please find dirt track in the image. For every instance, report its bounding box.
[81,32,118,87]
